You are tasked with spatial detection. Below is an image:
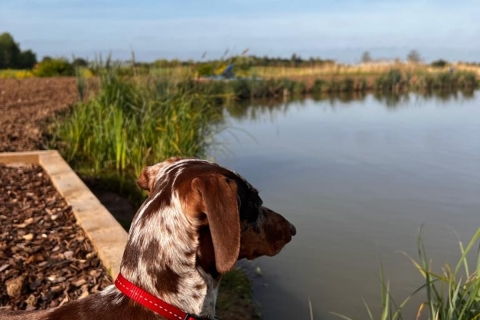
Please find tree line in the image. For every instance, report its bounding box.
[0,32,37,69]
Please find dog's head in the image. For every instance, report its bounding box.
[135,157,296,275]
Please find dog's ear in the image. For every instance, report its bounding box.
[137,166,158,192]
[192,174,240,273]
[137,157,185,192]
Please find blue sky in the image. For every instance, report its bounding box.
[1,0,479,63]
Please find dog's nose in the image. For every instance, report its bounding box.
[290,223,297,236]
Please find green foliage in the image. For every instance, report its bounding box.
[408,228,480,320]
[196,63,215,77]
[334,228,480,320]
[17,50,37,69]
[34,58,75,77]
[312,79,326,93]
[434,72,457,89]
[0,32,37,69]
[217,268,260,319]
[292,81,306,95]
[457,72,477,88]
[431,59,449,68]
[53,63,224,198]
[341,78,355,92]
[375,69,403,91]
[0,32,20,69]
[232,56,253,76]
[361,51,372,63]
[229,78,297,99]
[407,50,422,64]
[409,71,477,91]
[356,78,368,91]
[72,57,89,67]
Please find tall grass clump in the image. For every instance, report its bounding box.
[198,78,300,100]
[375,69,404,92]
[53,61,223,203]
[408,228,480,320]
[334,227,480,320]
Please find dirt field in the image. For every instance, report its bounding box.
[0,77,79,152]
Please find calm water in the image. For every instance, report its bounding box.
[211,92,480,320]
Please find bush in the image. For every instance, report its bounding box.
[72,58,88,68]
[196,63,215,77]
[431,59,449,68]
[458,72,477,88]
[292,81,306,95]
[375,69,403,91]
[341,78,355,92]
[33,58,75,77]
[312,79,326,94]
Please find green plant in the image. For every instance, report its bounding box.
[53,61,224,205]
[333,227,480,320]
[312,79,326,93]
[431,60,449,68]
[196,63,215,77]
[409,228,480,320]
[376,69,403,91]
[33,58,74,77]
[0,32,37,69]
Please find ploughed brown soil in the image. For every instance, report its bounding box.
[0,77,125,312]
[0,164,113,311]
[0,77,79,152]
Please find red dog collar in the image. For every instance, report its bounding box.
[115,273,201,320]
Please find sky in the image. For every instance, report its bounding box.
[1,0,479,63]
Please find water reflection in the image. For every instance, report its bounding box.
[224,89,476,121]
[213,90,480,320]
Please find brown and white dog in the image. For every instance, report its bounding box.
[0,157,296,320]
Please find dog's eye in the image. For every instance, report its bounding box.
[238,197,260,223]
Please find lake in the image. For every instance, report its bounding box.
[211,91,480,319]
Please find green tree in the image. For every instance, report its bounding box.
[72,57,88,67]
[430,59,449,68]
[17,50,37,69]
[361,51,372,63]
[407,50,422,64]
[0,32,21,68]
[290,53,302,67]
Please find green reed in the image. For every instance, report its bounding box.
[53,61,223,203]
[333,227,480,320]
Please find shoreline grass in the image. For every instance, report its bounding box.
[5,60,479,97]
[50,61,224,205]
[334,227,480,320]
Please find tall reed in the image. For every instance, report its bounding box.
[53,62,224,202]
[333,227,480,320]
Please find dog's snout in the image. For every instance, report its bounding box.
[290,223,297,236]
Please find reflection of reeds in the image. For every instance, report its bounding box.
[333,227,480,320]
